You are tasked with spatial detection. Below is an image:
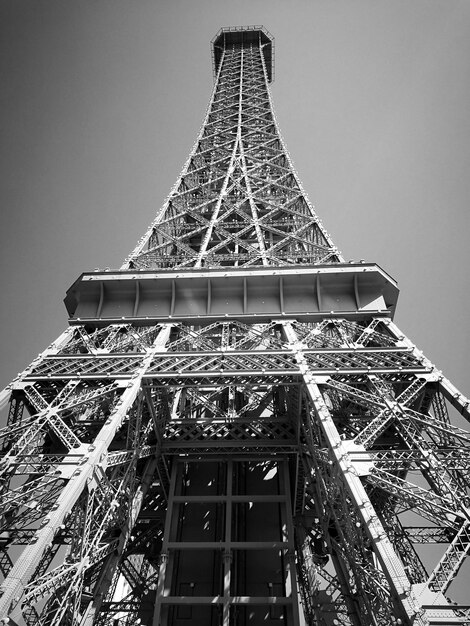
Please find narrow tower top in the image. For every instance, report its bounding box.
[212,25,274,82]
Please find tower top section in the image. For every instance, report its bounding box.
[122,23,343,272]
[212,26,274,82]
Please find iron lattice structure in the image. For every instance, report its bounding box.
[0,25,469,626]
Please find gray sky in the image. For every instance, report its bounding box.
[1,0,470,398]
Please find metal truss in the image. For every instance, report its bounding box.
[0,24,469,626]
[123,27,340,271]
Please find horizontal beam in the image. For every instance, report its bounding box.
[64,264,399,325]
[159,596,293,605]
[161,441,298,450]
[24,344,428,381]
[166,541,289,549]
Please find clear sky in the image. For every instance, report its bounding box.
[1,0,470,399]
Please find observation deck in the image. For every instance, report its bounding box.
[65,263,398,326]
[212,25,274,82]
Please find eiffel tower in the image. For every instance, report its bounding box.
[0,25,469,626]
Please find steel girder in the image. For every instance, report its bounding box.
[1,319,470,625]
[122,27,339,271]
[0,25,469,626]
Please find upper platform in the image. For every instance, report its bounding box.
[212,26,274,82]
[64,263,398,326]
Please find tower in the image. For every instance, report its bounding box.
[0,21,469,625]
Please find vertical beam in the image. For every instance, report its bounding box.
[194,46,238,268]
[0,325,172,623]
[153,459,179,626]
[280,460,301,626]
[283,321,428,626]
[238,45,269,266]
[223,459,233,626]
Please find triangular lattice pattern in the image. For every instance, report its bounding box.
[124,34,340,269]
[1,26,470,626]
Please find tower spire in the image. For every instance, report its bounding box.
[123,25,340,271]
[0,25,469,626]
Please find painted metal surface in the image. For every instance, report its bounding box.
[65,263,398,323]
[0,25,469,626]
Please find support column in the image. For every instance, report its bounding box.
[283,321,428,626]
[152,460,179,626]
[223,459,233,626]
[0,325,173,623]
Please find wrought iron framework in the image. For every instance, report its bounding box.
[0,25,469,626]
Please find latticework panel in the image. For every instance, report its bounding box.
[124,28,340,270]
[1,319,469,624]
